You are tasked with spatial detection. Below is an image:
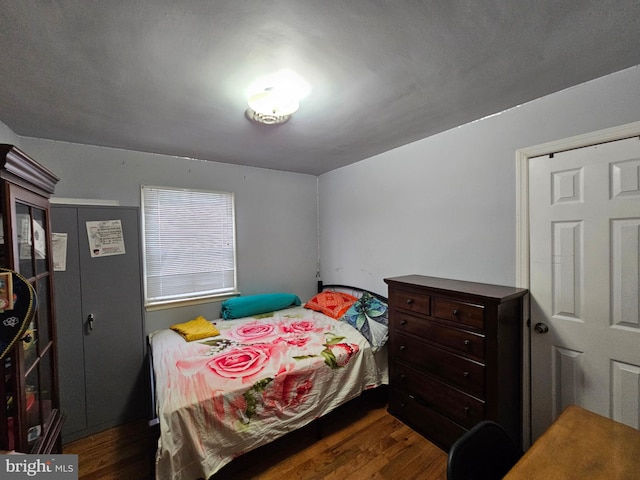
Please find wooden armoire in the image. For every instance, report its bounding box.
[0,144,63,453]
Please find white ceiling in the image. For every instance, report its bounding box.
[1,1,639,175]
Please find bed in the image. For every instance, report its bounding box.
[148,285,389,480]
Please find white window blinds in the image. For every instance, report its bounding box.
[141,185,237,306]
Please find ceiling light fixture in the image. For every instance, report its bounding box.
[245,70,310,125]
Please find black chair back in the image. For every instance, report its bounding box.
[447,420,523,480]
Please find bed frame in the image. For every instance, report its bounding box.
[317,282,388,302]
[146,283,388,478]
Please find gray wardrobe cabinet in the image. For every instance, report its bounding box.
[52,205,147,443]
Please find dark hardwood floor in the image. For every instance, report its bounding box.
[63,388,447,480]
[62,419,154,480]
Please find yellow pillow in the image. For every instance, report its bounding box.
[170,316,220,341]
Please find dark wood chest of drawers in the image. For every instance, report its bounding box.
[384,275,528,450]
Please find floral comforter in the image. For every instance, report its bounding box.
[149,306,386,480]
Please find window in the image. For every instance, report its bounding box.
[141,185,237,307]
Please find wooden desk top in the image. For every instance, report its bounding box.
[504,405,640,479]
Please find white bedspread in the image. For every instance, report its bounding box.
[149,306,387,480]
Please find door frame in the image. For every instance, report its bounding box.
[515,120,640,447]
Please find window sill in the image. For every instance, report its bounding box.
[145,292,240,312]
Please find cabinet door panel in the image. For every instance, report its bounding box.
[77,207,146,428]
[52,207,86,438]
[15,203,34,278]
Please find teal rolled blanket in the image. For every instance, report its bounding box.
[221,293,301,320]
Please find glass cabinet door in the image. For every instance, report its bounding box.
[17,199,57,452]
[2,190,59,453]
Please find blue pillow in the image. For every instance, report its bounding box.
[340,292,388,352]
[220,293,301,320]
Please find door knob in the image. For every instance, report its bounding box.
[534,322,549,334]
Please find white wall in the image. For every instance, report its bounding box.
[319,65,640,296]
[19,139,319,332]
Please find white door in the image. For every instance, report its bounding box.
[529,136,640,440]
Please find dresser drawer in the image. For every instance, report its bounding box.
[433,298,484,329]
[389,389,467,450]
[391,332,485,398]
[391,359,485,428]
[392,311,485,360]
[389,288,430,315]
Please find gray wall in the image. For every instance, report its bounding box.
[318,65,640,296]
[4,64,639,329]
[0,120,20,145]
[15,139,319,333]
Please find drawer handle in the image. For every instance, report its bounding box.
[400,319,408,325]
[463,371,470,378]
[464,406,471,415]
[409,394,429,408]
[399,345,407,351]
[452,309,460,315]
[463,339,471,346]
[399,374,406,381]
[406,298,415,305]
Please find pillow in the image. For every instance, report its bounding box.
[304,291,358,319]
[220,293,301,320]
[171,315,220,341]
[339,292,388,352]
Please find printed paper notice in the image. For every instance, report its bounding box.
[52,233,68,271]
[86,219,126,258]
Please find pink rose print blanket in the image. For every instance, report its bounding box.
[149,306,386,480]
